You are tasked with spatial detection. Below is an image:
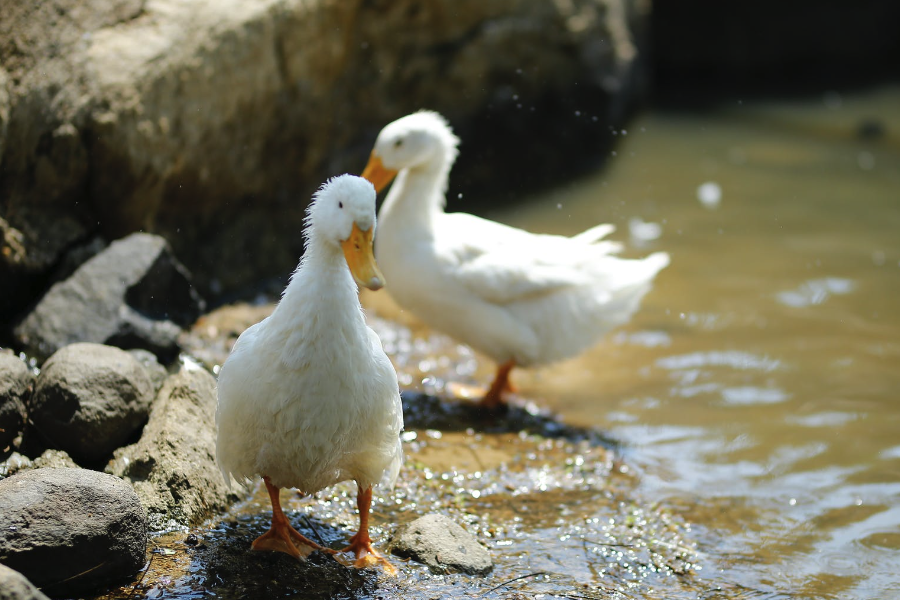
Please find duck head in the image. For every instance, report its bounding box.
[362,111,460,192]
[308,175,385,290]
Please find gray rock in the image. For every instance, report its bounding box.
[0,452,33,480]
[0,450,79,481]
[107,365,234,529]
[0,564,50,600]
[32,449,79,470]
[0,354,31,452]
[29,343,154,463]
[13,233,205,361]
[391,514,492,575]
[0,467,147,595]
[127,348,169,394]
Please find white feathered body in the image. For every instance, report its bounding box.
[216,244,403,493]
[375,164,670,368]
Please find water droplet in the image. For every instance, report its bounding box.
[697,182,722,209]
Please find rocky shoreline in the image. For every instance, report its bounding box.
[0,298,705,598]
[0,273,710,600]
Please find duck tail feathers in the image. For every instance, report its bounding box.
[573,223,616,243]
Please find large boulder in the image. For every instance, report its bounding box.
[28,343,154,463]
[0,354,31,453]
[0,468,147,596]
[13,233,205,361]
[107,365,235,529]
[0,0,647,320]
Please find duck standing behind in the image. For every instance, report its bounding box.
[216,175,402,572]
[362,111,669,409]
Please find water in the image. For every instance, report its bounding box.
[469,84,900,599]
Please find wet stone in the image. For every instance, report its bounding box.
[0,452,32,479]
[28,343,154,464]
[0,563,50,600]
[0,468,147,596]
[0,353,32,453]
[391,514,492,575]
[31,449,79,470]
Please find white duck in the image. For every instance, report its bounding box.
[216,175,403,572]
[362,111,670,409]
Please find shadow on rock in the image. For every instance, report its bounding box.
[401,391,620,449]
[189,516,377,599]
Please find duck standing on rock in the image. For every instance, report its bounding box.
[215,175,403,573]
[362,111,670,409]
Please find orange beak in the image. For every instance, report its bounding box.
[341,223,385,291]
[361,152,399,193]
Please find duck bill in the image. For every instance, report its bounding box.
[341,223,385,291]
[361,152,398,193]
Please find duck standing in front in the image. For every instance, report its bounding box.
[362,111,670,409]
[215,175,403,573]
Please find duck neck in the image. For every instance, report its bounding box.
[275,236,362,332]
[379,148,454,236]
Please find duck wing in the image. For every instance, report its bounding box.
[441,212,626,305]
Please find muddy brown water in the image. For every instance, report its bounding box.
[468,85,900,599]
[102,85,898,599]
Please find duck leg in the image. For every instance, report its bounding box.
[479,360,516,408]
[336,484,397,574]
[252,476,325,560]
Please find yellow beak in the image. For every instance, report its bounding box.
[341,223,385,291]
[361,152,399,193]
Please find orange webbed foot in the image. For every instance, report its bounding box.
[254,476,327,561]
[335,532,397,575]
[251,523,319,561]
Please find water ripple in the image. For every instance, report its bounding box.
[656,350,783,372]
[776,277,856,308]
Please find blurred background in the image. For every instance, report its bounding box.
[2,1,899,598]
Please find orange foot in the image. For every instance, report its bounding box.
[446,360,517,411]
[251,520,321,560]
[335,530,397,575]
[478,360,516,410]
[333,486,397,575]
[253,476,327,561]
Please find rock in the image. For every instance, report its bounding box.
[31,449,79,470]
[0,450,79,480]
[0,468,147,595]
[0,0,647,314]
[13,233,205,361]
[0,452,32,479]
[0,354,31,453]
[391,514,492,575]
[127,348,169,395]
[107,365,234,529]
[0,564,50,600]
[28,343,154,463]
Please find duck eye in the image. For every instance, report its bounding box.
[394,139,403,148]
[338,202,343,209]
